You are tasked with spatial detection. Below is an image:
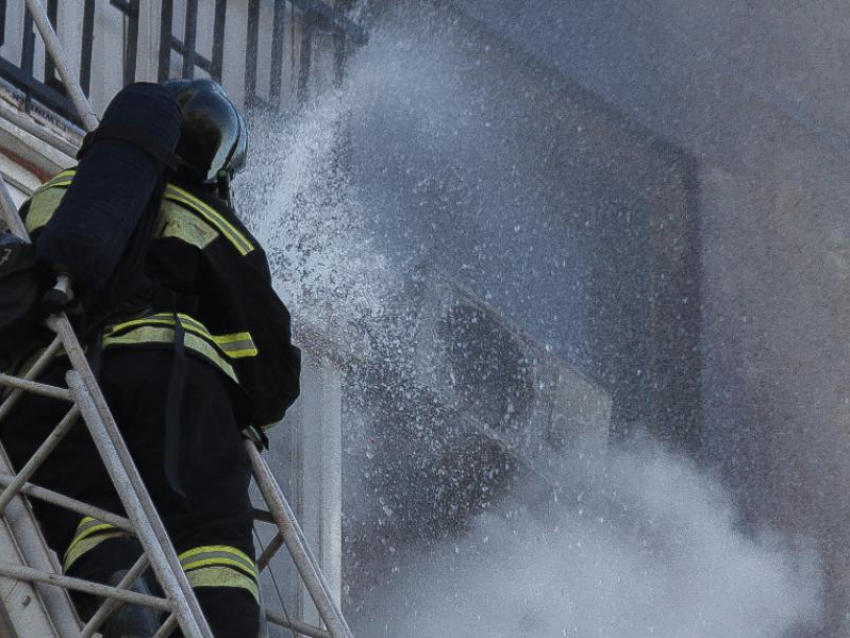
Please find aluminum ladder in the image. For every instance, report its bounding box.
[0,1,354,636]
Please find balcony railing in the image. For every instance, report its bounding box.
[0,0,366,126]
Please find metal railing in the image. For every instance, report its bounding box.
[0,0,367,125]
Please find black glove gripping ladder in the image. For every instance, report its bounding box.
[0,2,355,637]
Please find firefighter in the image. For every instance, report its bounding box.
[1,80,300,637]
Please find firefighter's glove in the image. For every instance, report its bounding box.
[242,425,269,451]
[41,272,74,316]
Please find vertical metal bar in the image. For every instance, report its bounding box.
[158,0,174,82]
[246,441,354,638]
[43,0,57,84]
[22,7,35,111]
[182,0,198,79]
[211,0,226,81]
[22,8,35,75]
[26,0,98,130]
[80,0,95,98]
[0,0,6,48]
[297,12,314,105]
[270,0,286,106]
[123,0,140,86]
[245,0,260,105]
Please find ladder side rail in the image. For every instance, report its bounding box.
[5,2,215,633]
[0,175,210,635]
[246,441,354,638]
[0,170,79,637]
[23,0,99,133]
[0,345,204,632]
[64,368,212,638]
[0,448,79,637]
[250,525,337,638]
[250,523,337,638]
[0,358,206,636]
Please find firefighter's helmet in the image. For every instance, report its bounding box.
[163,78,248,184]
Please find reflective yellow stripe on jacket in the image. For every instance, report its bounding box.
[163,184,254,255]
[25,169,75,233]
[25,169,255,257]
[101,313,258,383]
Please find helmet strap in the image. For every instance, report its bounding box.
[216,169,233,208]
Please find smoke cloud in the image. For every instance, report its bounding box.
[354,439,823,638]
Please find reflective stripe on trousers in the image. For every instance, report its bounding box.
[179,545,260,602]
[63,516,132,572]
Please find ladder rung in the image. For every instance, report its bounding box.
[267,609,332,638]
[0,374,72,402]
[0,405,80,516]
[79,554,149,638]
[0,562,171,612]
[0,335,64,426]
[257,531,284,571]
[0,473,133,532]
[153,613,178,638]
[252,507,275,523]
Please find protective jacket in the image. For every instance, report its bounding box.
[20,168,301,430]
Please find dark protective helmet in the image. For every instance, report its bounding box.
[162,78,248,184]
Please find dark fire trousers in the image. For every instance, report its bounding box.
[1,349,259,637]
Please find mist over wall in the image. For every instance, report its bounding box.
[242,0,844,634]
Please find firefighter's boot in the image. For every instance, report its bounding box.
[101,570,161,638]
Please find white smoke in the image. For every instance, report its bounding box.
[356,440,823,638]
